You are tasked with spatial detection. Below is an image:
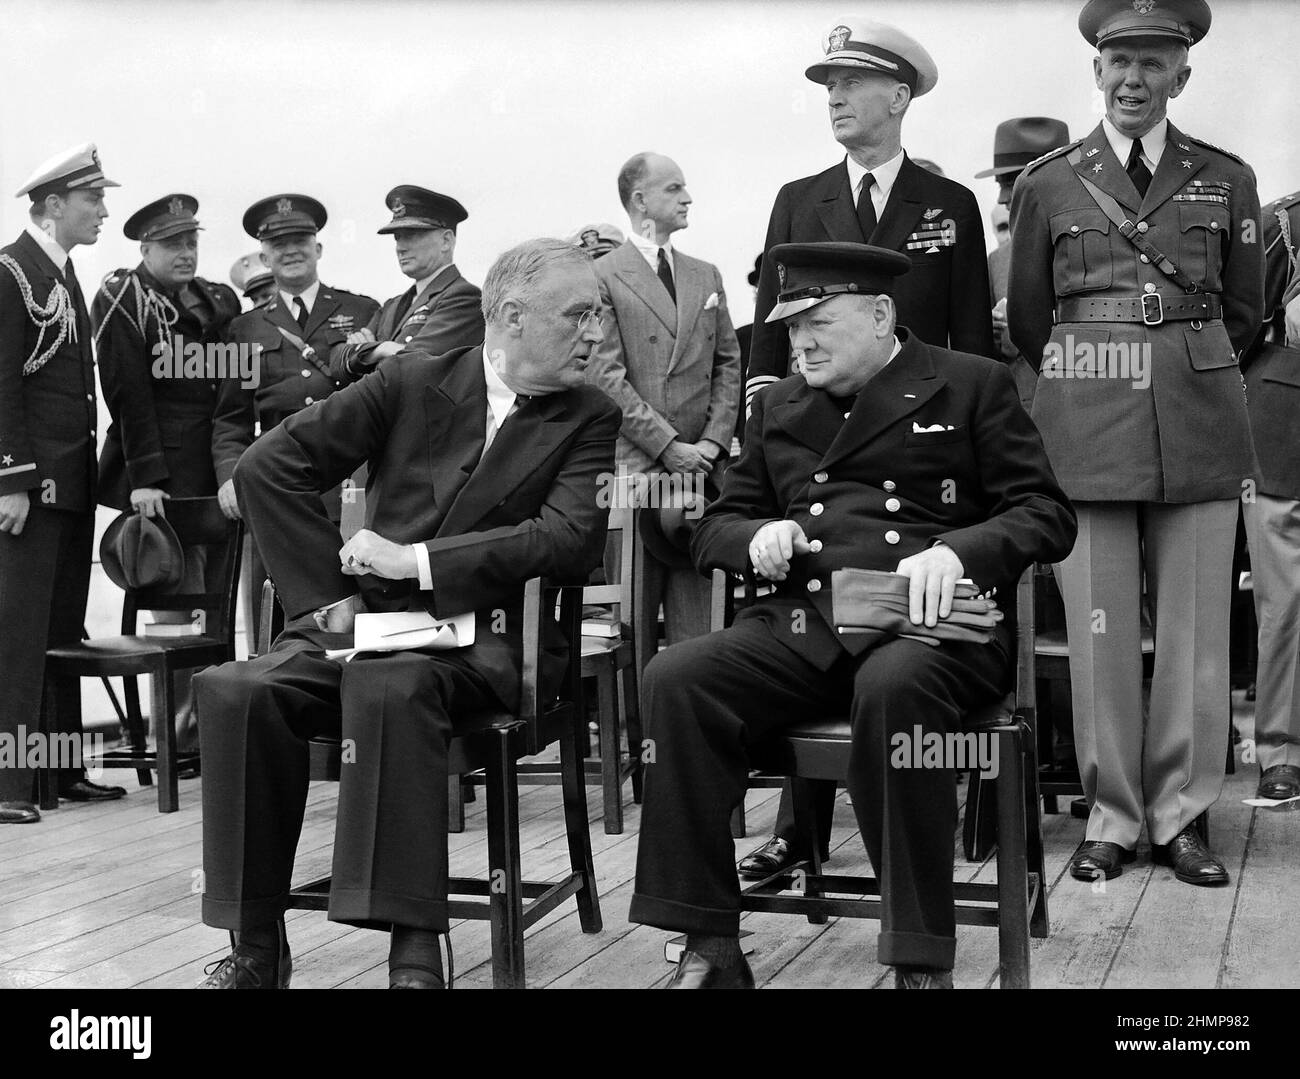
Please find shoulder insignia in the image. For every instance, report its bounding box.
[1271,190,1300,211]
[1022,140,1083,176]
[1182,134,1247,166]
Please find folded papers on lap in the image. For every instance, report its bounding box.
[324,611,476,662]
[831,568,1003,647]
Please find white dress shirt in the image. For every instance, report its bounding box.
[279,279,321,318]
[25,222,68,272]
[413,262,454,298]
[627,227,674,276]
[845,147,907,222]
[1102,116,1167,174]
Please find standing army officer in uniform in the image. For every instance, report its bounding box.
[329,186,483,382]
[739,17,997,881]
[94,194,241,753]
[212,194,379,648]
[630,243,1075,988]
[1009,0,1264,885]
[0,144,126,822]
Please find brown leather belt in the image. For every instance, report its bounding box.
[1055,293,1222,327]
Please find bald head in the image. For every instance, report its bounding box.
[618,152,691,246]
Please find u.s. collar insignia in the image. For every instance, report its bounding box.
[827,25,851,52]
[1132,0,1156,14]
[168,196,184,215]
[391,198,406,218]
[776,261,787,289]
[1085,146,1101,157]
[276,197,293,214]
[1177,142,1192,151]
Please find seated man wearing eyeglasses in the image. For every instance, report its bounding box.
[630,242,1076,988]
[194,238,619,989]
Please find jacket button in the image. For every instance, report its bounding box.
[883,480,897,492]
[1140,254,1151,264]
[885,530,900,545]
[1136,221,1149,233]
[806,579,822,593]
[1070,224,1080,234]
[649,335,658,343]
[304,396,314,405]
[302,368,312,377]
[885,497,901,512]
[1144,283,1157,294]
[404,336,413,343]
[813,471,828,483]
[810,502,824,517]
[809,539,823,553]
[86,394,94,402]
[1210,221,1220,231]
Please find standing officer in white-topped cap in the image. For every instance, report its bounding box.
[737,16,996,882]
[0,143,126,822]
[1009,0,1264,886]
[230,252,276,310]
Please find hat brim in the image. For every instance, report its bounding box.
[766,294,835,323]
[138,223,204,242]
[973,164,1025,179]
[99,511,186,592]
[377,219,445,235]
[804,55,936,96]
[254,224,319,241]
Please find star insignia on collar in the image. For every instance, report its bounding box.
[1092,163,1104,173]
[1,455,12,466]
[1181,159,1194,168]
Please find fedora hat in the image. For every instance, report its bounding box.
[100,511,185,592]
[637,482,717,570]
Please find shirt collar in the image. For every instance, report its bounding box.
[1101,116,1167,169]
[25,222,68,272]
[627,227,673,270]
[414,263,454,296]
[279,279,321,314]
[886,335,902,364]
[481,347,518,429]
[845,147,907,203]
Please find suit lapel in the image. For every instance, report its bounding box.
[612,242,677,335]
[868,157,925,253]
[1074,123,1141,213]
[770,382,841,458]
[423,347,489,519]
[821,333,946,469]
[302,286,341,340]
[1140,122,1206,217]
[669,254,705,371]
[813,163,864,242]
[264,295,305,341]
[398,267,458,335]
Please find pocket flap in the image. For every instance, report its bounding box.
[1185,325,1237,371]
[1050,208,1110,242]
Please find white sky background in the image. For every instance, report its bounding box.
[2,0,1297,328]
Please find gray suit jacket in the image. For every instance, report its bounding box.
[589,240,741,474]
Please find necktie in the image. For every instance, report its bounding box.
[656,247,676,304]
[393,285,417,328]
[1126,140,1152,199]
[293,296,308,328]
[856,172,878,241]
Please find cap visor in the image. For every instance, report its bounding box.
[377,219,441,235]
[146,223,203,241]
[766,294,832,323]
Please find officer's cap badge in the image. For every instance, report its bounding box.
[391,198,406,218]
[168,196,184,216]
[827,25,851,53]
[1132,0,1156,13]
[276,197,293,215]
[777,261,787,289]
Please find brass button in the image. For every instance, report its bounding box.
[1136,221,1149,233]
[86,394,94,402]
[809,539,823,553]
[302,368,312,377]
[813,471,828,483]
[885,497,901,512]
[304,396,314,405]
[806,580,822,593]
[810,503,824,517]
[1210,221,1220,231]
[1070,225,1080,234]
[1140,254,1151,264]
[883,480,897,492]
[885,530,900,545]
[843,412,851,419]
[404,335,413,343]
[1144,283,1156,294]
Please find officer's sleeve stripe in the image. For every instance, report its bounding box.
[0,462,37,477]
[745,374,779,400]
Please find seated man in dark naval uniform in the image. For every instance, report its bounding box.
[630,242,1076,988]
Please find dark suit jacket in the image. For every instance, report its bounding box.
[694,330,1076,671]
[747,155,995,398]
[212,283,379,485]
[234,345,620,706]
[0,231,96,512]
[328,264,484,382]
[94,266,241,509]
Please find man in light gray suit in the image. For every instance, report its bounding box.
[589,152,741,656]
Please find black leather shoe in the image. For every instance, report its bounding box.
[1069,840,1136,881]
[60,779,126,802]
[197,924,292,989]
[1152,826,1229,886]
[0,800,39,824]
[738,836,796,880]
[1258,764,1300,801]
[664,951,755,989]
[894,966,954,989]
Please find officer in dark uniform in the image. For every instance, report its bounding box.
[630,242,1075,988]
[1009,0,1264,885]
[1240,189,1300,802]
[212,194,379,647]
[737,18,997,877]
[0,143,126,822]
[230,251,276,310]
[329,186,483,382]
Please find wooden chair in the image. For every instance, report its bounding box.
[41,497,243,813]
[271,578,601,989]
[717,565,1048,989]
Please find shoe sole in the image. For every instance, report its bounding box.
[1070,862,1124,882]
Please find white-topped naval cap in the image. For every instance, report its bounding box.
[15,142,119,199]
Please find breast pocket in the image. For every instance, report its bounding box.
[1050,209,1113,295]
[1177,204,1227,293]
[903,425,968,447]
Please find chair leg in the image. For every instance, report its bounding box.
[1022,715,1050,938]
[36,675,59,810]
[595,663,622,834]
[484,727,525,989]
[560,707,602,935]
[995,724,1031,988]
[962,767,998,862]
[448,773,465,833]
[790,777,827,925]
[620,660,644,804]
[151,672,179,813]
[122,676,153,788]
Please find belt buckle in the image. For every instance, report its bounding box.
[1141,292,1164,326]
